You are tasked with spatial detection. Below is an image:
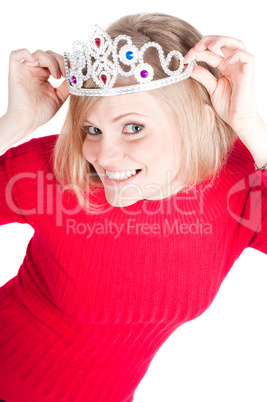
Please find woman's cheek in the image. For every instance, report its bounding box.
[82,139,95,162]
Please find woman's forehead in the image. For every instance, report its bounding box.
[86,91,163,120]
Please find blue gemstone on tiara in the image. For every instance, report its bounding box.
[126,51,134,60]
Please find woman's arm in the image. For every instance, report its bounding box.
[184,36,267,174]
[236,118,267,171]
[0,113,32,153]
[0,48,69,154]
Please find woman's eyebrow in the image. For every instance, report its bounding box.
[84,113,147,125]
[111,113,146,123]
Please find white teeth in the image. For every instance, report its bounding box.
[106,169,140,180]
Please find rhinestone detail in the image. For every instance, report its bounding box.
[95,38,101,48]
[126,51,134,60]
[101,74,107,84]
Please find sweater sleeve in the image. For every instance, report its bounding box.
[247,170,267,254]
[0,144,28,225]
[0,135,57,226]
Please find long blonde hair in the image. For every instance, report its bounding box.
[53,12,236,212]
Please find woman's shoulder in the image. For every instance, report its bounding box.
[21,134,59,157]
[213,137,266,202]
[0,134,59,173]
[222,137,256,180]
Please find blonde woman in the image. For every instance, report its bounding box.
[0,13,266,402]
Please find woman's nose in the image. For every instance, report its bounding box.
[96,138,125,168]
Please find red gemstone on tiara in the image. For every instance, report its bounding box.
[95,38,101,48]
[100,74,107,84]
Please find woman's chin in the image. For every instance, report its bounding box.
[104,190,141,208]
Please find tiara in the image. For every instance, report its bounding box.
[63,25,196,97]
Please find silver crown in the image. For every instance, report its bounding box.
[64,25,196,97]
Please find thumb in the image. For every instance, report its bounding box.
[55,80,69,105]
[190,65,217,97]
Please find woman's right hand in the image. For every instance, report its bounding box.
[5,48,69,138]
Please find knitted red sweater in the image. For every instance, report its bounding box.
[0,135,266,401]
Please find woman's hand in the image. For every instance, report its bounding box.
[5,48,69,137]
[184,36,267,168]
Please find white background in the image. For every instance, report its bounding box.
[0,1,267,401]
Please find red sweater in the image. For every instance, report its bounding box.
[0,135,266,402]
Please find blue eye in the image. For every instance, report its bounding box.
[123,124,144,134]
[83,126,102,135]
[82,123,144,136]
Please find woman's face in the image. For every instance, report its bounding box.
[82,92,184,207]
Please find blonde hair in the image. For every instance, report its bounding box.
[53,12,237,212]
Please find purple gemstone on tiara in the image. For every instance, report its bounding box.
[126,51,134,60]
[71,76,77,84]
[140,70,148,79]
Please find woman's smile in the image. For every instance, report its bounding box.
[105,169,142,181]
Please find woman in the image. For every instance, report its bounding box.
[0,13,266,402]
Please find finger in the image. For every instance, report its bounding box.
[31,49,61,79]
[224,49,255,79]
[55,80,69,105]
[46,50,66,78]
[184,49,224,69]
[225,49,254,65]
[190,65,218,97]
[193,35,246,53]
[9,48,38,73]
[217,46,233,59]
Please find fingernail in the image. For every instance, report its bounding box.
[209,41,217,48]
[225,56,233,63]
[184,54,193,63]
[31,54,38,62]
[57,68,62,78]
[26,60,39,66]
[193,42,201,50]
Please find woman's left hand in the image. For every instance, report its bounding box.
[184,35,267,167]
